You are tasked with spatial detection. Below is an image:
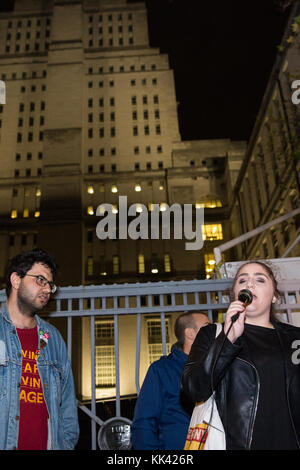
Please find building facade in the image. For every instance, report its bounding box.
[228,4,300,261]
[0,0,243,288]
[0,0,245,399]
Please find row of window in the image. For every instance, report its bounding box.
[16,131,44,142]
[88,25,133,35]
[89,112,115,122]
[88,95,159,108]
[14,168,42,177]
[18,116,45,127]
[12,187,41,197]
[87,64,158,74]
[85,160,165,175]
[132,109,160,120]
[1,71,46,80]
[135,124,161,135]
[88,13,133,23]
[87,182,165,195]
[15,152,43,161]
[86,185,222,208]
[6,18,51,29]
[17,102,46,112]
[6,30,50,41]
[87,37,134,47]
[10,209,40,219]
[87,145,163,157]
[86,253,172,277]
[8,232,38,247]
[132,95,159,105]
[87,78,157,88]
[4,42,49,53]
[0,101,46,114]
[87,124,161,138]
[20,84,46,93]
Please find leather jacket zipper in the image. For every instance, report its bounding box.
[237,357,260,449]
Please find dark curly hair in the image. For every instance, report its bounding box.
[6,249,58,297]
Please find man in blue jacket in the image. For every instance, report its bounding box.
[131,311,210,450]
[0,249,79,450]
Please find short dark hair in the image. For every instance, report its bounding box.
[6,249,58,297]
[174,311,208,345]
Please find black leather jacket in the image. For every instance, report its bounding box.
[181,321,300,450]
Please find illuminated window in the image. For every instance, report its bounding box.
[196,196,222,209]
[204,253,216,278]
[95,319,115,388]
[147,318,170,364]
[112,255,119,275]
[87,206,94,215]
[202,224,223,241]
[36,188,41,197]
[87,256,93,276]
[23,208,29,218]
[11,209,18,219]
[138,254,145,274]
[164,254,171,273]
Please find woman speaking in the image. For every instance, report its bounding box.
[181,261,300,450]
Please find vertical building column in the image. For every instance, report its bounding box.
[39,1,84,285]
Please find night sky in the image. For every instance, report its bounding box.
[144,0,292,142]
[0,0,293,142]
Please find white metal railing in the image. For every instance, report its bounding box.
[214,208,300,267]
[1,275,300,449]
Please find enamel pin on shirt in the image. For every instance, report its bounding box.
[39,329,50,350]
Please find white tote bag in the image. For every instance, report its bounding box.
[184,323,226,450]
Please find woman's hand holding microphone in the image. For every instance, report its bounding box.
[224,289,253,343]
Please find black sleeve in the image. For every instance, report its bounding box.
[181,323,243,404]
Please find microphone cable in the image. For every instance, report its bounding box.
[198,318,236,448]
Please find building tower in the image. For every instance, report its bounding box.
[0,0,244,289]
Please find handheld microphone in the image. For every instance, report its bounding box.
[231,289,253,323]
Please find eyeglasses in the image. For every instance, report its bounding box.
[24,274,57,294]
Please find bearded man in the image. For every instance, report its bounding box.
[0,249,79,450]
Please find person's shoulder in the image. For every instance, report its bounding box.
[196,322,219,338]
[149,351,179,371]
[275,319,300,336]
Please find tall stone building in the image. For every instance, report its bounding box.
[0,0,244,288]
[0,0,247,403]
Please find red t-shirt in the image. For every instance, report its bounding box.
[17,327,49,450]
